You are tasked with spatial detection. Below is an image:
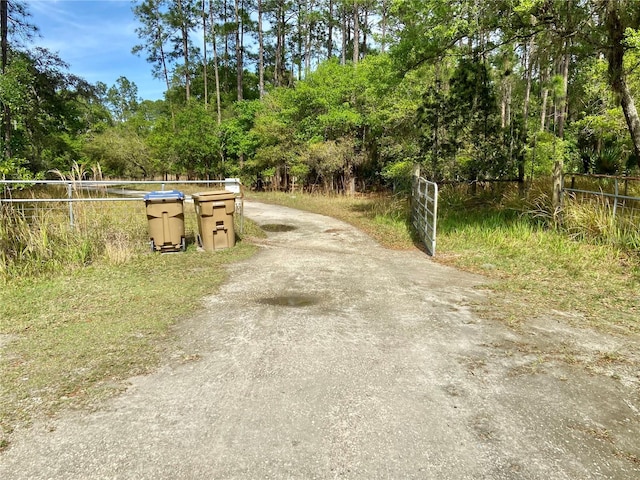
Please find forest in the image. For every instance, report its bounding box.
[1,0,640,193]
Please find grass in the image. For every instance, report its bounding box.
[0,198,263,449]
[249,187,639,334]
[1,183,638,450]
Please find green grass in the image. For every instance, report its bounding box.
[1,186,638,450]
[0,199,262,449]
[250,189,639,334]
[437,206,639,332]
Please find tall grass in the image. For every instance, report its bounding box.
[438,179,640,251]
[562,196,640,249]
[0,201,150,281]
[435,181,639,332]
[0,196,259,448]
[253,184,639,333]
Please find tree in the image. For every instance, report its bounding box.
[167,0,200,102]
[1,0,35,161]
[600,0,640,164]
[132,0,172,92]
[105,77,140,123]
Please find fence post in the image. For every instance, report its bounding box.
[613,177,619,219]
[67,182,75,228]
[552,161,563,224]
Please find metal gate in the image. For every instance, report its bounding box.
[0,179,244,231]
[411,175,438,256]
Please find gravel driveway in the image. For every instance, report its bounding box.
[1,201,638,479]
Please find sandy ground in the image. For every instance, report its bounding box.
[1,200,638,479]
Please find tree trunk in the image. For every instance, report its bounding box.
[296,4,303,80]
[520,33,535,187]
[234,0,243,101]
[1,0,6,75]
[2,0,10,158]
[380,0,388,54]
[275,1,286,86]
[258,0,265,98]
[223,0,229,92]
[202,0,208,108]
[557,44,570,139]
[327,0,333,59]
[605,1,640,163]
[176,0,191,102]
[341,4,347,65]
[540,62,550,132]
[352,1,359,64]
[362,4,368,58]
[304,0,312,77]
[209,1,222,124]
[618,79,640,162]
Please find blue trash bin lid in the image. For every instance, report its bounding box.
[144,190,185,201]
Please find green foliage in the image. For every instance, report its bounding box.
[418,57,510,180]
[6,0,640,192]
[1,47,110,174]
[82,129,154,178]
[105,76,140,123]
[381,160,414,193]
[0,158,38,180]
[171,103,222,176]
[525,132,577,177]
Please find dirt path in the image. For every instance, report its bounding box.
[1,201,638,479]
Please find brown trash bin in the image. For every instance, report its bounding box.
[144,190,186,252]
[192,190,236,251]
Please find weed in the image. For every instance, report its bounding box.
[252,187,639,335]
[0,198,260,447]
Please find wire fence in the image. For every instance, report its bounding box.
[563,173,640,219]
[0,179,244,231]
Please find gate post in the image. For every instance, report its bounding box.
[413,163,421,180]
[552,161,563,225]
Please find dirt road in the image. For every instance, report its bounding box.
[1,201,638,479]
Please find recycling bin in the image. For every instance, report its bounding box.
[144,190,186,252]
[192,190,236,251]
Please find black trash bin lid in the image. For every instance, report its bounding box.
[143,190,185,201]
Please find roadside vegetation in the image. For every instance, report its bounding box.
[2,0,640,454]
[1,180,638,451]
[0,200,263,450]
[250,183,640,336]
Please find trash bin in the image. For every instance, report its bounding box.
[144,190,186,252]
[192,190,236,251]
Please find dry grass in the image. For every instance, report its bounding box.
[0,198,260,450]
[251,188,639,335]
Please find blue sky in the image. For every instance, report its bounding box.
[26,0,165,100]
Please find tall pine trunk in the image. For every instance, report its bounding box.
[258,0,265,97]
[177,0,191,102]
[556,45,570,139]
[202,0,208,108]
[540,62,550,132]
[327,0,333,59]
[234,0,243,101]
[209,1,222,124]
[520,33,535,188]
[380,0,388,54]
[341,4,347,65]
[2,0,11,158]
[352,1,359,64]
